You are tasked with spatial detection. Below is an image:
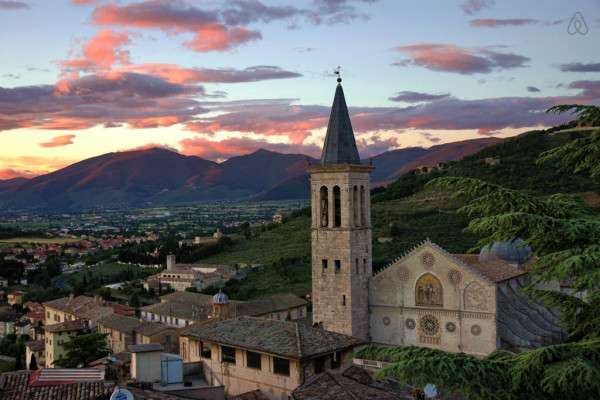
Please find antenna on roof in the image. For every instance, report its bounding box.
[333,66,342,83]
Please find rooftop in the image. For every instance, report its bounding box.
[0,370,109,400]
[229,389,271,400]
[42,319,86,333]
[454,254,527,283]
[25,340,45,352]
[43,295,107,318]
[133,321,173,337]
[98,314,142,333]
[129,343,164,353]
[291,371,399,400]
[180,316,365,360]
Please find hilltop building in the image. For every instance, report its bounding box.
[143,254,236,292]
[308,78,563,355]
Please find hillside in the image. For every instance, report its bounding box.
[196,127,600,300]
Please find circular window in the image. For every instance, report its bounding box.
[448,269,462,286]
[420,315,440,336]
[405,318,416,330]
[471,324,482,336]
[382,317,391,326]
[397,266,410,283]
[420,252,435,270]
[446,322,456,333]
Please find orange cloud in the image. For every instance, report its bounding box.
[39,134,76,147]
[0,168,39,180]
[62,29,132,72]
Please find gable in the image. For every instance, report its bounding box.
[371,241,495,310]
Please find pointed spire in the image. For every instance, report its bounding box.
[320,80,361,165]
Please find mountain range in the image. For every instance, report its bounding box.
[0,137,500,213]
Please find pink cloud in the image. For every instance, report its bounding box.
[62,29,132,72]
[91,1,260,52]
[39,134,76,147]
[393,43,529,74]
[179,136,321,161]
[0,168,39,180]
[460,0,495,15]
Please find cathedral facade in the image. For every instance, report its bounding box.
[309,80,564,355]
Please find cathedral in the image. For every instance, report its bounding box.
[308,78,564,355]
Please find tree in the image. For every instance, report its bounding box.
[240,222,251,239]
[355,106,600,398]
[52,333,109,368]
[14,350,23,371]
[29,353,37,370]
[129,290,140,308]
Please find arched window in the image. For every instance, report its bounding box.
[353,186,360,226]
[360,186,366,226]
[415,273,443,307]
[333,186,341,227]
[319,186,329,227]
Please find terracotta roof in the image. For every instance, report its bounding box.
[8,291,26,296]
[77,305,114,320]
[42,319,86,333]
[454,255,526,282]
[342,364,373,385]
[140,301,208,321]
[180,316,365,360]
[160,292,213,304]
[98,314,142,333]
[24,311,45,320]
[133,321,172,337]
[235,293,308,317]
[229,389,271,400]
[0,370,110,400]
[291,371,398,400]
[43,295,108,318]
[127,385,193,399]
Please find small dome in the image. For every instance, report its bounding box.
[212,289,229,304]
[479,238,532,264]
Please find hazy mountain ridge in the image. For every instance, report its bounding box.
[0,138,501,212]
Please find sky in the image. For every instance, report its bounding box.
[0,0,599,179]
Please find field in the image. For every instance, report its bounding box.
[65,262,158,286]
[0,236,82,246]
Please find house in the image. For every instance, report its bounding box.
[13,320,31,337]
[140,291,309,329]
[179,316,365,399]
[97,314,143,355]
[25,340,45,370]
[133,321,179,350]
[0,309,20,340]
[43,294,114,330]
[7,291,26,306]
[42,319,87,367]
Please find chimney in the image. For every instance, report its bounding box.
[167,254,176,271]
[69,293,74,301]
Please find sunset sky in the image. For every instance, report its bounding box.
[1,0,599,179]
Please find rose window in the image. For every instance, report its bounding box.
[420,252,435,270]
[419,315,440,336]
[405,318,416,330]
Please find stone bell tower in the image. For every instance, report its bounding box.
[307,76,374,340]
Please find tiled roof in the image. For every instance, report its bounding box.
[180,317,365,360]
[127,385,193,399]
[160,292,214,304]
[0,370,110,400]
[133,321,172,337]
[341,364,373,385]
[291,371,398,400]
[129,343,164,353]
[78,305,114,320]
[43,295,110,318]
[235,293,308,317]
[454,255,526,283]
[24,311,44,320]
[42,319,86,333]
[25,340,45,352]
[98,314,142,333]
[229,389,271,400]
[140,301,209,321]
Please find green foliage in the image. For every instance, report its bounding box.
[546,104,600,127]
[354,340,600,400]
[52,333,110,368]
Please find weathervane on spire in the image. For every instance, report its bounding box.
[333,66,342,83]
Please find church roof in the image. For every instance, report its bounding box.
[320,82,361,165]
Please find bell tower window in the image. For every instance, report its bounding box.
[320,186,329,227]
[333,186,341,227]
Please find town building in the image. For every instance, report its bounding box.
[25,340,45,370]
[139,291,308,328]
[308,78,563,356]
[42,319,87,367]
[179,316,365,399]
[43,294,114,330]
[0,309,20,340]
[7,291,26,306]
[143,255,236,292]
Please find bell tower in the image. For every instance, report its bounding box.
[308,76,374,340]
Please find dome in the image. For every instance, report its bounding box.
[478,238,532,264]
[212,289,230,304]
